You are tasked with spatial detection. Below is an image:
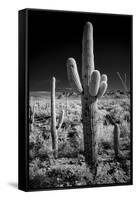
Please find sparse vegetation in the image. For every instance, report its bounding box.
[29,91,131,189]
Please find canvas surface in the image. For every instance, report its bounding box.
[23,9,133,190]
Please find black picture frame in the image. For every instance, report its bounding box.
[19,8,133,191]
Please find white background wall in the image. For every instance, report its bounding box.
[0,0,135,199]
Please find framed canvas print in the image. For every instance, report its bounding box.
[19,8,133,191]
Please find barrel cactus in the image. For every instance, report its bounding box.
[67,22,108,172]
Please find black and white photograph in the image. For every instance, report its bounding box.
[19,8,132,191]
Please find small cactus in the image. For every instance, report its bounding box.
[65,91,68,117]
[51,77,58,158]
[105,114,120,158]
[113,123,120,158]
[29,104,35,131]
[67,22,108,173]
[50,77,65,158]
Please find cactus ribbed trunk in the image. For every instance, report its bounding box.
[51,77,58,158]
[82,98,98,168]
[67,22,108,174]
[82,22,97,170]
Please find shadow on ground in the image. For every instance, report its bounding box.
[8,182,18,189]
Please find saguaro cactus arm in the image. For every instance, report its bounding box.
[97,81,108,98]
[67,58,83,94]
[101,74,108,82]
[89,70,101,96]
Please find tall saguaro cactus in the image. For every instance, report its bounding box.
[67,22,108,171]
[51,77,58,158]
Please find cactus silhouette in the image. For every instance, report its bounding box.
[67,22,108,172]
[51,77,58,158]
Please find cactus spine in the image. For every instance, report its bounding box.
[51,77,58,158]
[67,22,108,172]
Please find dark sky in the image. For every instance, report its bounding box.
[28,9,132,91]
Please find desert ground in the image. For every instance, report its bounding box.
[29,91,131,189]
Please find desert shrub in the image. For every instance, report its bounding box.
[29,162,93,189]
[123,111,130,122]
[58,127,83,158]
[100,140,112,150]
[29,94,131,188]
[109,105,124,123]
[29,127,53,161]
[96,162,114,184]
[120,120,130,138]
[97,124,113,145]
[58,140,79,158]
[29,134,44,159]
[96,161,129,184]
[120,159,131,177]
[120,100,130,112]
[29,158,43,178]
[38,145,54,161]
[120,137,130,151]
